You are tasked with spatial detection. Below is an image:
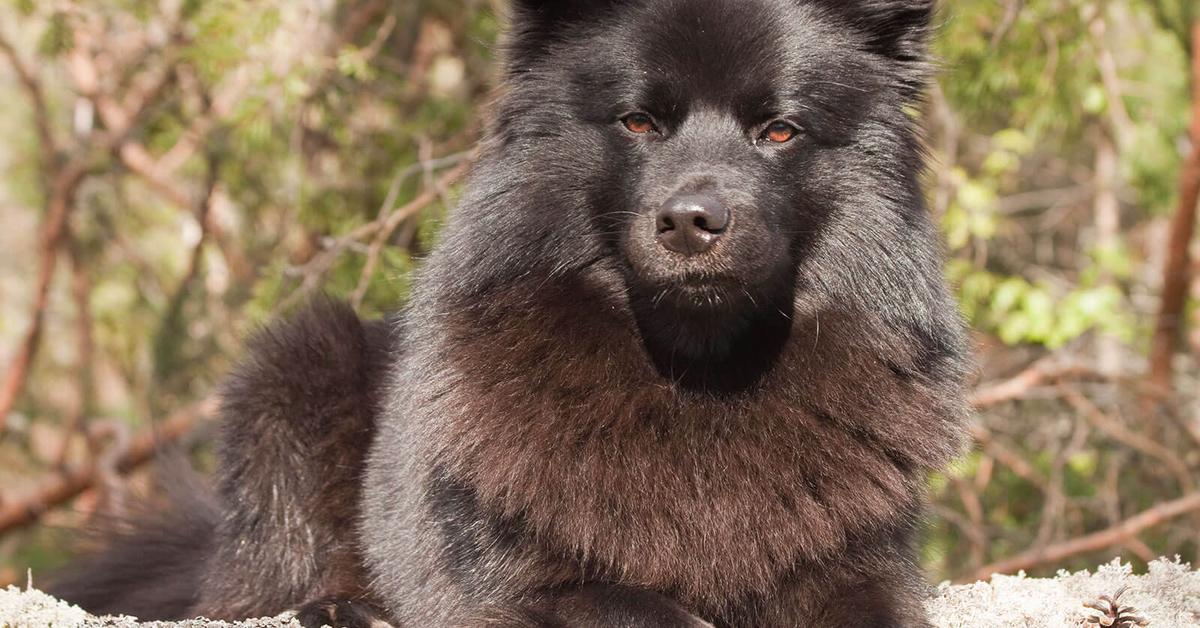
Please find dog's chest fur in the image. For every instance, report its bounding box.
[409,277,963,604]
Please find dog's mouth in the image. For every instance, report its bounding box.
[627,271,748,310]
[617,204,792,316]
[622,268,796,392]
[664,276,748,309]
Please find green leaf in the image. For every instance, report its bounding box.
[37,11,71,57]
[1081,84,1107,114]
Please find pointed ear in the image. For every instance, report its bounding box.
[811,0,936,62]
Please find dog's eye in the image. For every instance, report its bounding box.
[621,113,658,135]
[761,121,799,144]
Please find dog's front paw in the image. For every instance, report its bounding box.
[294,597,394,628]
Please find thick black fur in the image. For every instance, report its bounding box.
[47,462,218,620]
[52,1,970,626]
[191,297,395,620]
[51,298,395,622]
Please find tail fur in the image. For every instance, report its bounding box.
[46,460,219,620]
[49,298,392,621]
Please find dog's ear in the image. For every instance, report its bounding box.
[810,0,936,62]
[505,1,628,69]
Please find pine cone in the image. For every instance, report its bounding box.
[1083,586,1149,627]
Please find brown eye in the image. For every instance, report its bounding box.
[762,121,799,144]
[621,113,657,134]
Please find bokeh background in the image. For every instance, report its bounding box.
[1,0,1198,588]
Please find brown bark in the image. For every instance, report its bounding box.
[1147,21,1200,395]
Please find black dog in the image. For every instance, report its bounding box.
[53,1,970,626]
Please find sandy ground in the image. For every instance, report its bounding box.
[2,558,1198,627]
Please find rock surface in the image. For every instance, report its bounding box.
[3,559,1199,627]
[926,558,1200,627]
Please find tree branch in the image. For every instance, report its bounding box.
[971,356,1102,409]
[1147,21,1200,396]
[1059,385,1195,493]
[968,491,1200,582]
[0,397,218,535]
[349,150,472,308]
[0,158,90,432]
[284,152,474,311]
[54,232,97,468]
[0,29,58,174]
[0,17,182,434]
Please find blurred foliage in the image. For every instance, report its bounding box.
[928,0,1199,580]
[936,0,1188,347]
[0,0,1198,587]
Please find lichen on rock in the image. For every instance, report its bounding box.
[3,559,1199,628]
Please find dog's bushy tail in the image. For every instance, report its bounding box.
[47,298,391,621]
[46,460,219,621]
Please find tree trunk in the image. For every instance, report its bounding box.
[1147,21,1200,396]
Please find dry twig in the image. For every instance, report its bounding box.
[969,491,1200,582]
[0,30,57,172]
[349,151,473,308]
[286,153,474,311]
[0,158,90,433]
[1059,385,1195,493]
[971,356,1102,409]
[0,397,218,535]
[53,234,97,468]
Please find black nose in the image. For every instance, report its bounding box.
[655,195,730,256]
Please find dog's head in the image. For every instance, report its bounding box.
[437,0,956,376]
